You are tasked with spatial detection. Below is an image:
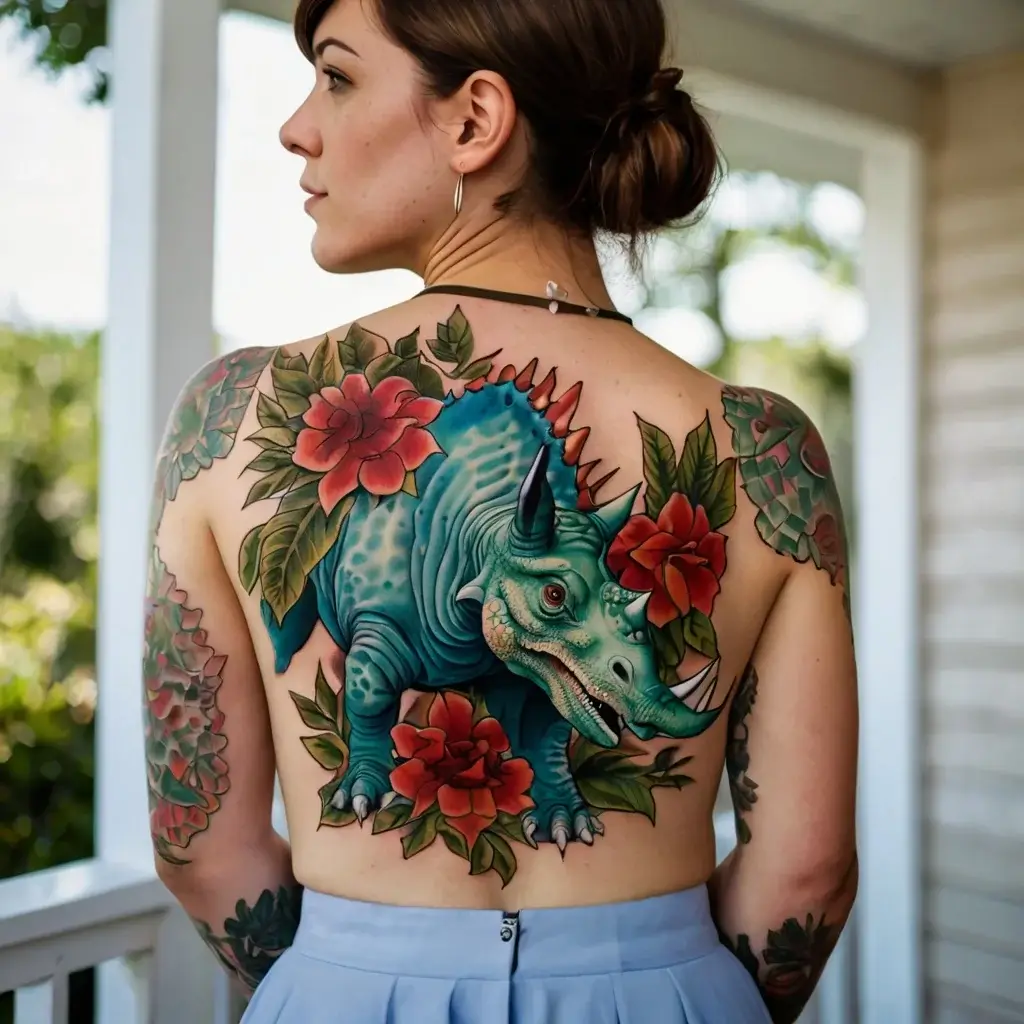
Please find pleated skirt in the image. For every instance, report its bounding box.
[240,884,771,1023]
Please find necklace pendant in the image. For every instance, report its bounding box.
[546,281,569,316]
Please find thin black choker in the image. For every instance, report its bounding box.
[416,283,633,326]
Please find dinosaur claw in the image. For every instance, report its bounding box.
[573,811,594,845]
[352,795,369,823]
[523,817,539,849]
[552,824,570,853]
[330,788,349,811]
[590,817,605,835]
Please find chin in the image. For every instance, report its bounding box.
[310,234,361,274]
[310,225,409,276]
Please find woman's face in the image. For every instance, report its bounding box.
[279,0,455,274]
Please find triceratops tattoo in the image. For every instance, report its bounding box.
[241,312,737,881]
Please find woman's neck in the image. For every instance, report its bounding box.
[420,209,616,313]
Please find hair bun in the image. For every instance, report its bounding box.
[586,66,721,239]
[643,67,685,110]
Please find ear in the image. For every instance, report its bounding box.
[435,71,518,177]
[456,570,489,605]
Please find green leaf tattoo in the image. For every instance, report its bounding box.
[339,322,386,372]
[195,885,303,994]
[151,346,273,532]
[677,412,717,506]
[258,495,355,625]
[726,663,759,844]
[143,551,229,865]
[722,385,850,620]
[636,415,678,520]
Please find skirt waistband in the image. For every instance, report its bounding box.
[292,885,722,980]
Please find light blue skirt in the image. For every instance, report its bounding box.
[241,884,771,1023]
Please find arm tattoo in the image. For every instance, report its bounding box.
[151,346,272,533]
[144,348,270,863]
[721,386,850,622]
[721,913,841,1024]
[144,551,230,865]
[725,663,758,844]
[195,885,303,994]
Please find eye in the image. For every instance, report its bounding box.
[323,68,351,93]
[542,584,566,609]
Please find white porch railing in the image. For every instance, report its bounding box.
[0,813,844,1023]
[0,859,239,1024]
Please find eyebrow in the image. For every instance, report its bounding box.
[314,37,361,59]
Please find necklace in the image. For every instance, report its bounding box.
[416,281,633,326]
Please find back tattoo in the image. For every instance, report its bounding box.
[232,309,803,884]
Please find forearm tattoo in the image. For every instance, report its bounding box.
[721,912,841,1024]
[194,885,303,994]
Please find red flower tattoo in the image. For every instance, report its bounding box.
[607,492,727,628]
[293,374,443,512]
[389,691,534,851]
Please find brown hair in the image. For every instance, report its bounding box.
[295,0,720,241]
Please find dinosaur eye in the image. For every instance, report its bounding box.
[542,584,566,608]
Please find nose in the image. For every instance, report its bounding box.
[279,97,322,159]
[608,656,633,687]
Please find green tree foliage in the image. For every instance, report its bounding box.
[0,0,109,102]
[0,324,99,881]
[631,173,856,543]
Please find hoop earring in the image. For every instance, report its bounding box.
[454,172,465,216]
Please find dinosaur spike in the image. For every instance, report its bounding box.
[465,377,487,392]
[563,427,590,467]
[514,359,538,392]
[529,369,557,411]
[546,381,583,438]
[591,468,619,491]
[576,459,600,488]
[497,364,517,383]
[587,468,620,504]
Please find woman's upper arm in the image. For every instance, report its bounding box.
[143,349,278,873]
[721,383,859,882]
[730,549,859,885]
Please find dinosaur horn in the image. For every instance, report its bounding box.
[511,446,556,555]
[623,592,651,631]
[593,483,641,539]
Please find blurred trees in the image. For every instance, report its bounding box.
[0,0,109,102]
[0,324,98,880]
[625,172,858,541]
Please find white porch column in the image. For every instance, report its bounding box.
[854,136,925,1024]
[98,0,222,1020]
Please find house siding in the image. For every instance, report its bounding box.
[923,51,1024,1024]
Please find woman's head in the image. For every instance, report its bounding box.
[280,0,720,275]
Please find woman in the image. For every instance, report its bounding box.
[143,0,859,1020]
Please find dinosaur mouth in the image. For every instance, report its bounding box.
[537,651,621,744]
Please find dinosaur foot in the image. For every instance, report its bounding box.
[521,799,603,856]
[329,756,393,822]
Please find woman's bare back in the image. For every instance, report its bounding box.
[154,293,843,911]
